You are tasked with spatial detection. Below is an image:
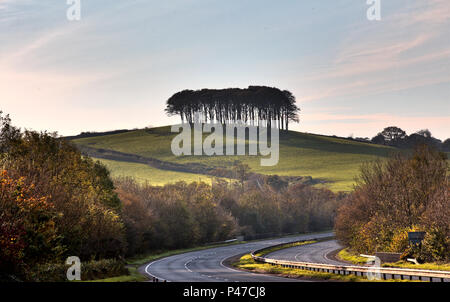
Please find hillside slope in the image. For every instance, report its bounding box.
[71,126,395,191]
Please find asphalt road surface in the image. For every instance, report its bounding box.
[139,232,334,282]
[264,240,346,266]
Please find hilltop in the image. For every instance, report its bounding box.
[69,126,396,192]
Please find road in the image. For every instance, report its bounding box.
[139,232,334,282]
[264,240,346,266]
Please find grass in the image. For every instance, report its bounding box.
[382,261,450,271]
[233,254,412,282]
[73,126,395,192]
[93,157,216,186]
[337,248,373,265]
[84,267,147,282]
[338,248,450,271]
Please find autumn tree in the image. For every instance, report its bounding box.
[0,170,61,279]
[0,112,126,262]
[335,145,449,261]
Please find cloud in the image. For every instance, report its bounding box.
[298,0,450,103]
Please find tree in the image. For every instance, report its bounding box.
[379,126,407,145]
[405,131,441,150]
[443,139,450,152]
[371,133,386,145]
[165,86,300,130]
[335,145,449,260]
[0,170,61,277]
[0,113,126,261]
[234,162,251,190]
[415,129,432,138]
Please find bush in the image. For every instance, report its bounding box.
[335,145,449,261]
[116,178,238,253]
[0,170,62,278]
[30,258,128,282]
[116,176,340,254]
[1,112,126,280]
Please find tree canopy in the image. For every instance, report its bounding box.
[165,86,300,130]
[335,146,449,261]
[371,126,448,151]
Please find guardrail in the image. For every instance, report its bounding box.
[251,239,450,282]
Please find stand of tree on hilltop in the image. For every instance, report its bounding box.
[165,86,300,130]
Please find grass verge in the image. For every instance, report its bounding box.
[382,261,450,271]
[84,267,147,282]
[337,248,371,265]
[338,248,450,271]
[233,254,414,282]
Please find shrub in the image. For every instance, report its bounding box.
[1,113,126,280]
[30,258,128,282]
[335,145,449,261]
[0,170,62,278]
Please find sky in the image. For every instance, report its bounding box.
[0,0,449,140]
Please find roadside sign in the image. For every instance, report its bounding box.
[408,232,425,245]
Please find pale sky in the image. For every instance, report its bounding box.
[1,0,449,140]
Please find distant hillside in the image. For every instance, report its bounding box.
[70,126,396,192]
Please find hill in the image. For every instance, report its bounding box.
[70,126,396,192]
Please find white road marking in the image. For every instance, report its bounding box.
[145,258,169,282]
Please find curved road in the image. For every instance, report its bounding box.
[139,232,334,282]
[265,240,346,266]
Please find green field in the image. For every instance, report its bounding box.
[73,126,396,192]
[93,158,216,185]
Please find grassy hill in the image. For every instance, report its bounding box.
[92,158,219,186]
[71,126,396,192]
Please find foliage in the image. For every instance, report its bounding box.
[117,176,340,255]
[335,145,449,261]
[165,86,300,130]
[84,266,147,282]
[30,258,128,282]
[0,170,61,278]
[0,112,126,280]
[116,178,238,254]
[371,126,447,151]
[0,111,344,281]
